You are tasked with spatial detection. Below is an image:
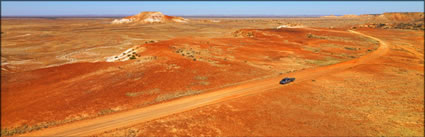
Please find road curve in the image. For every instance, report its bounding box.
[20,30,389,137]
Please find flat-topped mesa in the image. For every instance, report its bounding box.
[358,12,424,22]
[111,11,188,24]
[322,12,424,22]
[379,12,424,22]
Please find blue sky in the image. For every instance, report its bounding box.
[1,1,424,16]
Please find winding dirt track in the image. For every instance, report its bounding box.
[21,30,389,136]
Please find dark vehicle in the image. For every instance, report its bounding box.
[280,77,296,84]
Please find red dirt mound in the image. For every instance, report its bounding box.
[1,27,380,136]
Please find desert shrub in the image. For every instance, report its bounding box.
[246,32,254,37]
[129,55,136,60]
[144,40,156,44]
[98,109,115,115]
[344,47,357,50]
[124,128,140,137]
[306,33,313,38]
[307,33,326,39]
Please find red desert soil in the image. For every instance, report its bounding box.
[2,25,379,136]
[17,29,395,136]
[95,28,424,136]
[1,16,422,136]
[18,28,423,136]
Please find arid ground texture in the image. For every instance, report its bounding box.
[1,12,424,136]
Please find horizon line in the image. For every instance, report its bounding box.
[2,11,422,18]
[0,14,328,18]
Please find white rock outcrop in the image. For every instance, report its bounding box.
[111,11,188,24]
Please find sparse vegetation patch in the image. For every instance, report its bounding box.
[194,76,210,85]
[98,109,116,115]
[307,33,356,42]
[1,114,91,136]
[126,88,160,97]
[307,33,327,39]
[305,56,342,66]
[194,76,208,80]
[154,90,203,103]
[302,46,321,53]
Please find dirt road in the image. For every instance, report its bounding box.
[21,30,389,136]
